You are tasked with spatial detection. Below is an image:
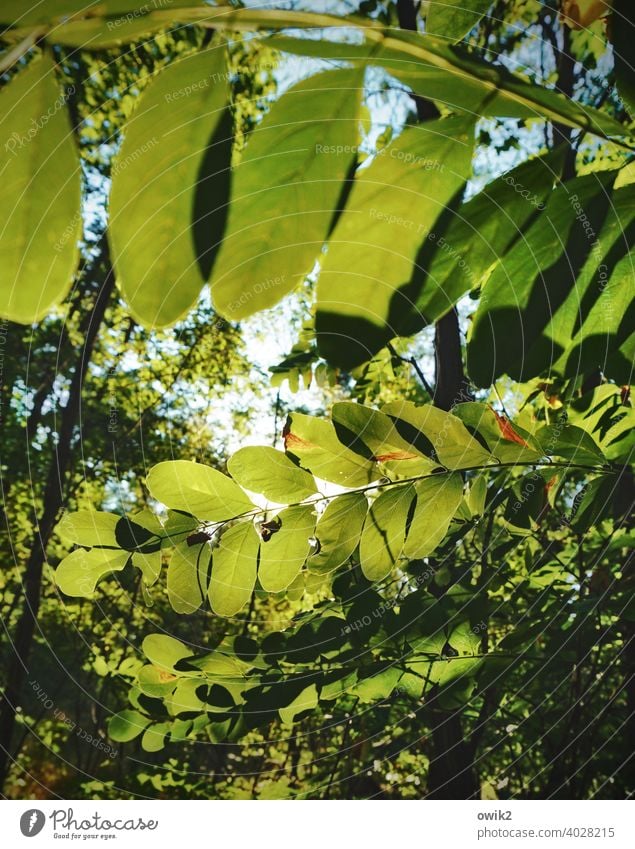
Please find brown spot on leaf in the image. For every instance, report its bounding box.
[490,407,530,448]
[374,450,420,462]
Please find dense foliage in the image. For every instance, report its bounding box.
[0,0,632,800]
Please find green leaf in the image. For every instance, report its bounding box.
[141,722,170,752]
[131,550,162,586]
[279,683,318,725]
[405,148,565,326]
[466,473,488,517]
[331,402,437,476]
[55,548,130,597]
[308,492,368,574]
[403,473,464,558]
[0,1,207,28]
[426,0,492,41]
[354,665,401,702]
[57,511,120,547]
[549,184,635,385]
[208,521,259,616]
[227,446,317,503]
[211,68,364,319]
[115,516,159,551]
[271,32,626,139]
[537,423,605,465]
[453,402,543,464]
[109,48,232,327]
[167,541,210,614]
[284,413,377,487]
[163,510,199,543]
[108,709,151,743]
[0,56,81,323]
[316,118,475,369]
[258,505,315,593]
[142,633,192,671]
[467,170,620,386]
[146,460,254,522]
[382,400,495,469]
[359,485,415,581]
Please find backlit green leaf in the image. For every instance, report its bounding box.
[426,0,492,41]
[55,548,130,597]
[404,148,565,326]
[0,56,81,323]
[359,485,415,581]
[211,68,364,319]
[467,170,620,386]
[142,633,192,671]
[228,446,317,503]
[316,118,475,369]
[132,550,162,586]
[308,492,368,574]
[57,511,120,548]
[167,541,210,614]
[332,401,436,476]
[279,683,318,725]
[258,505,315,593]
[383,400,495,469]
[271,33,626,138]
[403,473,463,558]
[110,48,232,326]
[146,460,254,522]
[108,709,151,743]
[208,521,259,616]
[284,412,377,487]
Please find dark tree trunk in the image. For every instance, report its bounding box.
[396,0,440,122]
[433,307,473,412]
[0,255,115,791]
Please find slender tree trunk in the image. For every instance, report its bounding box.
[396,0,440,122]
[0,257,114,791]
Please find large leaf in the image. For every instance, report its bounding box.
[227,446,317,503]
[331,401,437,480]
[167,541,210,614]
[211,68,364,320]
[57,511,120,547]
[426,0,492,41]
[109,48,232,327]
[308,493,368,574]
[401,148,565,327]
[536,424,605,466]
[271,32,626,139]
[258,505,315,593]
[208,521,259,616]
[549,183,635,384]
[55,548,130,597]
[467,170,622,386]
[382,400,495,469]
[284,413,377,487]
[0,56,81,323]
[359,485,415,581]
[0,1,208,28]
[108,709,151,743]
[146,460,254,522]
[403,473,463,558]
[316,118,475,369]
[131,550,162,585]
[142,633,192,670]
[452,402,543,464]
